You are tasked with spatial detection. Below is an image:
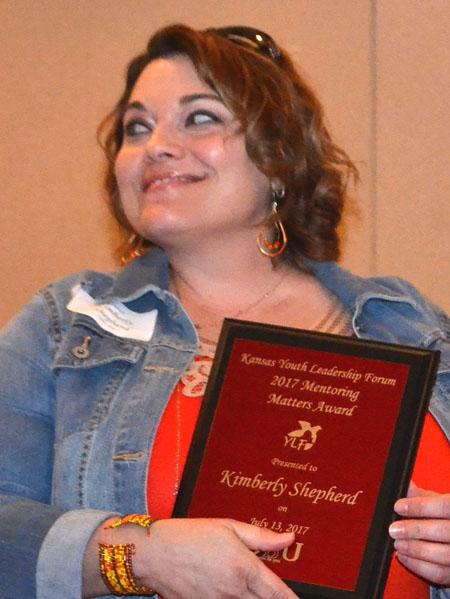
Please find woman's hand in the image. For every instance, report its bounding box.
[389,482,450,587]
[135,517,297,598]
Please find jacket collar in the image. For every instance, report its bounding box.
[310,261,446,351]
[82,248,170,303]
[111,247,170,299]
[309,260,420,310]
[83,250,445,352]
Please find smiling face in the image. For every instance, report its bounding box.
[114,55,271,249]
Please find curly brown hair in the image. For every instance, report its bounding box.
[98,23,358,266]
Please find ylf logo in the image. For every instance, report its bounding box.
[284,420,321,451]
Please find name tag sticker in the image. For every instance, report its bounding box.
[67,285,157,341]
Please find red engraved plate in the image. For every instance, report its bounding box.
[186,338,410,591]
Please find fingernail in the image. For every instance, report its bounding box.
[393,540,406,551]
[389,523,405,538]
[394,499,408,515]
[395,551,408,566]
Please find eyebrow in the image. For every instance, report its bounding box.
[125,93,222,113]
[180,93,222,105]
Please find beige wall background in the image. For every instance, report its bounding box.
[1,0,449,327]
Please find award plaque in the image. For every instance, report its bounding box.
[174,319,440,598]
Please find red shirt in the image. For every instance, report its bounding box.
[148,362,449,598]
[384,414,450,598]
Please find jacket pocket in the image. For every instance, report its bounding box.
[52,318,145,371]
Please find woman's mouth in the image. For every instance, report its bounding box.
[143,173,207,193]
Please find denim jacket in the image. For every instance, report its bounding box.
[0,248,448,599]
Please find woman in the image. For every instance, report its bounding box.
[0,24,448,599]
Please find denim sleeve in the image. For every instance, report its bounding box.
[0,498,65,597]
[36,508,117,598]
[432,586,450,598]
[0,291,115,598]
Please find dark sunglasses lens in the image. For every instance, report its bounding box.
[213,26,281,62]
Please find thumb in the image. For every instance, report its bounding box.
[407,480,422,498]
[407,480,437,498]
[394,481,438,515]
[227,520,295,551]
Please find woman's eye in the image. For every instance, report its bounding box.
[123,120,151,137]
[186,111,221,126]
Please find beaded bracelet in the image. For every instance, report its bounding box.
[99,543,154,596]
[99,543,128,595]
[99,514,156,596]
[105,514,155,533]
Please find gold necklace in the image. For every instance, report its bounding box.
[171,267,289,331]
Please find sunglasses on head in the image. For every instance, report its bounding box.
[212,26,282,63]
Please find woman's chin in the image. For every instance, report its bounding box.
[136,219,195,248]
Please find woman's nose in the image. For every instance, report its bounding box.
[144,125,185,162]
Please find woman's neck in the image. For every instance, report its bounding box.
[162,236,343,343]
[167,242,288,313]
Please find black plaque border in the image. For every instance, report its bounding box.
[174,319,440,599]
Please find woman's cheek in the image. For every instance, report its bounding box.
[115,151,142,194]
[191,133,226,164]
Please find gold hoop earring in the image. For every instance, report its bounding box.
[257,190,288,258]
[120,233,146,265]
